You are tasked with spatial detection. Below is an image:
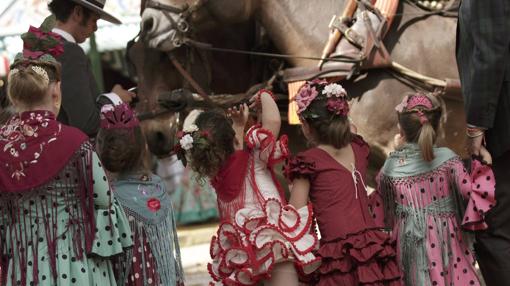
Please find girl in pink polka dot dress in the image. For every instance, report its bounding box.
[369,93,496,286]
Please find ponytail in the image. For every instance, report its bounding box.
[417,121,436,162]
[398,93,442,162]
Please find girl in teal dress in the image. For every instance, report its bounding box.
[97,103,184,286]
[0,26,133,286]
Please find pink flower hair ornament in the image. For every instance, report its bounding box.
[295,79,350,118]
[100,103,140,129]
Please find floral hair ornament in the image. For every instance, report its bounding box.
[11,20,63,68]
[174,123,211,166]
[295,79,350,118]
[100,103,140,129]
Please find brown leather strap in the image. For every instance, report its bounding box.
[168,53,211,103]
[330,17,365,49]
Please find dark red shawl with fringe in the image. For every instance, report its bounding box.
[0,111,95,285]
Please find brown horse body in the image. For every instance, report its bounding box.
[129,0,465,168]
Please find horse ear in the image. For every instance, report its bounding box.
[158,88,193,111]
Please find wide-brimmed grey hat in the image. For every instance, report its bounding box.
[68,0,122,24]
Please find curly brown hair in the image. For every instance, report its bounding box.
[186,110,236,180]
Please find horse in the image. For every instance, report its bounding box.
[127,0,465,177]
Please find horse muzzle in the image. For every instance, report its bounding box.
[141,7,189,51]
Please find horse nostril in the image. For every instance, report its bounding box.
[142,17,155,34]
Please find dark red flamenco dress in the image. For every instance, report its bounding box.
[286,136,402,286]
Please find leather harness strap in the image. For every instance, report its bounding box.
[168,53,212,103]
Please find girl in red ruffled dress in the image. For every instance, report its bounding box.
[286,79,401,286]
[174,90,320,285]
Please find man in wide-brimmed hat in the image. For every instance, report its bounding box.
[48,0,135,137]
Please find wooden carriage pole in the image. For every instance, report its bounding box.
[318,0,358,68]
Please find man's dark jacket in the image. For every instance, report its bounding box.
[56,40,106,137]
[456,0,510,158]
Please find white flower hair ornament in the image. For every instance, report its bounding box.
[173,123,212,165]
[179,134,194,151]
[322,83,347,98]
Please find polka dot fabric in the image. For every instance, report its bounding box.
[0,147,133,286]
[371,153,495,286]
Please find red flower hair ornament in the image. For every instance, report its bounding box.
[294,79,350,119]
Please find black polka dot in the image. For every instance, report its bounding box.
[62,254,67,260]
[431,243,436,248]
[420,188,425,193]
[96,242,101,247]
[62,274,67,279]
[462,179,468,184]
[81,268,86,273]
[72,278,77,283]
[108,240,113,245]
[42,275,46,281]
[463,268,468,273]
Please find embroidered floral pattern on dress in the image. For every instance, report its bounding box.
[0,111,61,180]
[208,199,321,285]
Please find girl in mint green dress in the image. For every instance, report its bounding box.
[97,103,184,286]
[0,27,133,286]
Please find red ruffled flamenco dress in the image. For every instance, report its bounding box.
[285,136,402,286]
[207,125,321,285]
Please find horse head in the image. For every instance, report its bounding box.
[140,0,257,52]
[128,0,261,159]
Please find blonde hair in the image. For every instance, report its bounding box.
[7,60,61,106]
[398,93,442,162]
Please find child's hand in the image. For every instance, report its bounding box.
[227,103,249,128]
[479,146,493,165]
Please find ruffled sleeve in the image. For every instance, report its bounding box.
[452,158,496,231]
[245,124,289,166]
[284,154,316,182]
[90,152,133,256]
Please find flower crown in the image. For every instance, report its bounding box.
[100,103,140,129]
[294,79,349,119]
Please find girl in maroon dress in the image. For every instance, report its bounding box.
[174,90,320,285]
[285,79,401,286]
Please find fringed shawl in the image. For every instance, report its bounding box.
[113,174,183,286]
[0,143,96,286]
[376,144,495,286]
